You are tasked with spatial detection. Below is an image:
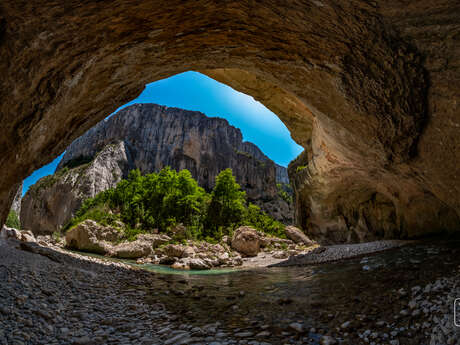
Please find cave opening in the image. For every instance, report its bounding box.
[15,71,303,242]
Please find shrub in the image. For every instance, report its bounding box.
[277,183,293,204]
[296,165,307,173]
[244,203,286,238]
[5,210,20,229]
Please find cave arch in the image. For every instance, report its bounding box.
[1,0,459,241]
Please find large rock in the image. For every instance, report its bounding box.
[1,0,460,244]
[109,233,170,259]
[136,233,171,248]
[162,244,186,258]
[1,225,36,243]
[285,226,314,245]
[231,226,260,257]
[110,240,153,259]
[65,220,122,254]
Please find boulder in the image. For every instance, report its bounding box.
[273,251,288,259]
[65,220,122,254]
[1,226,37,243]
[162,244,186,258]
[231,226,260,257]
[259,233,293,248]
[184,258,210,270]
[1,225,22,241]
[20,230,36,243]
[182,246,196,258]
[217,252,230,265]
[171,260,190,270]
[136,233,170,248]
[285,226,314,245]
[110,239,153,259]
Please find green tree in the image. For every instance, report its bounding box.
[5,210,20,229]
[244,203,286,238]
[65,166,285,242]
[205,168,246,236]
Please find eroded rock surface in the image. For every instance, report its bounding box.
[9,183,22,217]
[21,141,135,235]
[285,226,314,246]
[65,220,123,254]
[1,1,459,242]
[231,226,260,257]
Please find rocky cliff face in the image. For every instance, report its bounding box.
[21,104,292,234]
[21,142,135,234]
[10,183,22,217]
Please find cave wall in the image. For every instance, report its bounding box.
[0,0,459,241]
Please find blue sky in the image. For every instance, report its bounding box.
[22,71,303,195]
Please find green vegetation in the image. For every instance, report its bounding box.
[296,165,307,173]
[203,169,246,238]
[65,167,285,241]
[52,231,61,242]
[244,203,286,239]
[5,210,20,229]
[277,183,293,204]
[234,150,253,159]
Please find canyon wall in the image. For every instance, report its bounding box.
[21,104,292,234]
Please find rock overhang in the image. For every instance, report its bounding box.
[0,0,459,242]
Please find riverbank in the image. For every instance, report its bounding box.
[1,236,459,344]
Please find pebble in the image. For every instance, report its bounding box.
[320,335,337,345]
[289,322,304,333]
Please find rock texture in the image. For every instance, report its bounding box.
[1,1,460,242]
[284,226,314,246]
[58,103,289,200]
[21,141,135,235]
[9,183,22,217]
[231,226,260,257]
[21,104,292,234]
[65,220,123,254]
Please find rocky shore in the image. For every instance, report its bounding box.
[61,221,318,270]
[2,225,459,345]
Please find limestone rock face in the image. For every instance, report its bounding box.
[65,220,122,254]
[284,226,314,246]
[231,226,260,257]
[21,141,135,235]
[58,103,291,217]
[21,104,292,235]
[10,183,22,217]
[1,0,460,243]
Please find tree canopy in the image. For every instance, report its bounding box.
[65,167,285,241]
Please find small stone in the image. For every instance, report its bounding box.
[320,335,337,345]
[289,322,304,333]
[341,321,351,329]
[72,336,93,345]
[235,331,254,337]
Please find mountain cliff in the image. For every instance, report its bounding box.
[21,104,292,234]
